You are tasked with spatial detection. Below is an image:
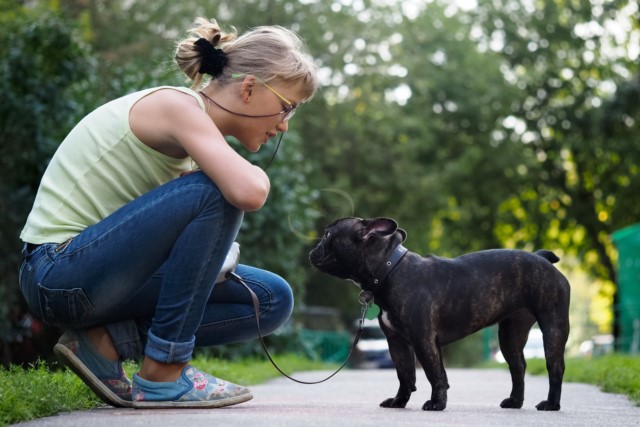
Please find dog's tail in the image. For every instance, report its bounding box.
[534,249,560,264]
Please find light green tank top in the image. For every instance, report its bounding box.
[21,86,203,244]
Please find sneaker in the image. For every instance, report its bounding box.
[132,365,253,408]
[54,330,133,408]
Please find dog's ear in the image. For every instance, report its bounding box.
[398,228,407,242]
[362,217,399,241]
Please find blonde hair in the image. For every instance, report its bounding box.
[175,18,319,102]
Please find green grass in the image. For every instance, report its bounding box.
[0,362,101,426]
[0,354,335,426]
[480,354,640,406]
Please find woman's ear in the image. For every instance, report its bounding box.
[239,75,257,103]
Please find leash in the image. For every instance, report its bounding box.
[227,271,372,384]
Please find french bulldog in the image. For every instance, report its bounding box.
[309,217,570,411]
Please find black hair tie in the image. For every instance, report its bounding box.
[194,37,228,77]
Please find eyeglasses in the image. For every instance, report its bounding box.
[232,73,297,122]
[199,74,295,170]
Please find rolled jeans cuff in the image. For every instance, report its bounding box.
[145,330,195,363]
[105,320,144,361]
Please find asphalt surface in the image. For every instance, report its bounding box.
[15,368,640,426]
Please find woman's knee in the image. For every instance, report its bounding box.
[258,272,294,335]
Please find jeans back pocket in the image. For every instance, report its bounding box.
[38,285,95,328]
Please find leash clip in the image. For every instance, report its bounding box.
[358,290,374,306]
[359,290,381,321]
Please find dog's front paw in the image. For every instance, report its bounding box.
[422,400,446,411]
[380,397,408,408]
[535,400,560,411]
[500,397,524,409]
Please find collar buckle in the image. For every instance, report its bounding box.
[370,244,408,290]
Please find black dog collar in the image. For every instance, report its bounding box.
[370,244,408,288]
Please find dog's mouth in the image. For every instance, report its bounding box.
[308,245,331,269]
[309,244,340,271]
[309,246,354,281]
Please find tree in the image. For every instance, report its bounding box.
[0,5,96,360]
[471,0,640,337]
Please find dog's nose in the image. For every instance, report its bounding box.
[308,246,323,264]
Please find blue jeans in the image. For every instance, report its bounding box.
[18,172,294,363]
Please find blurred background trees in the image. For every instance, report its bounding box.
[1,0,638,365]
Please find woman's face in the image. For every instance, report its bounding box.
[233,79,306,153]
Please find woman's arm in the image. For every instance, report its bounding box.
[130,89,270,212]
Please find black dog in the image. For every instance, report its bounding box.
[309,217,570,411]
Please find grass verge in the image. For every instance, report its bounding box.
[0,354,335,426]
[479,354,640,406]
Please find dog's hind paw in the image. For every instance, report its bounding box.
[422,400,446,411]
[500,397,524,409]
[380,397,408,408]
[535,400,560,411]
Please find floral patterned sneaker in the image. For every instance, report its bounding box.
[54,330,133,408]
[132,365,253,409]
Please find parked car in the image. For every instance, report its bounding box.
[351,319,395,369]
[579,334,615,357]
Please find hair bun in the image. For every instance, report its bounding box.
[194,38,227,77]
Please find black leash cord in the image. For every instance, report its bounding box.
[227,271,367,385]
[263,132,283,171]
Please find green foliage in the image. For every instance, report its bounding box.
[472,0,640,283]
[0,8,93,187]
[0,7,95,342]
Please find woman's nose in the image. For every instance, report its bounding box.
[276,121,289,133]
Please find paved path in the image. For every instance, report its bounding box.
[15,369,640,426]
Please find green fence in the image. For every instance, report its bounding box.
[289,306,352,363]
[297,329,352,363]
[612,223,640,354]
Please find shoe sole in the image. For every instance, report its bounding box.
[132,391,253,409]
[54,343,134,408]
